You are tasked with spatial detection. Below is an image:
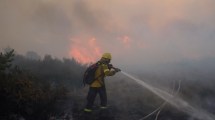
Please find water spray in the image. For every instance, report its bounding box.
[121,71,215,120]
[140,77,181,120]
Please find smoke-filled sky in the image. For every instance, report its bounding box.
[1,0,215,70]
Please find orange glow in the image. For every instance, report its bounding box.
[69,37,102,65]
[118,35,131,48]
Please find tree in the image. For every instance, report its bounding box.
[26,51,41,60]
[0,49,69,119]
[0,49,14,72]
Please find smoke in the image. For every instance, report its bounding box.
[0,0,215,69]
[1,1,215,119]
[0,0,72,58]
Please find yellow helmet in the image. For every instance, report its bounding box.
[102,53,112,60]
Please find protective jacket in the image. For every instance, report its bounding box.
[90,61,115,87]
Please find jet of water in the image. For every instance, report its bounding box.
[121,71,215,120]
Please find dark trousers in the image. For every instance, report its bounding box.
[85,87,107,109]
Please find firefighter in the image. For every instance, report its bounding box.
[84,53,121,112]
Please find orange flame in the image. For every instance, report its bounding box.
[69,37,102,65]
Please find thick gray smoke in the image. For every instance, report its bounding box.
[1,0,215,70]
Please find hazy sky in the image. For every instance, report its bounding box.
[1,0,215,69]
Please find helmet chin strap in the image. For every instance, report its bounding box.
[103,61,109,64]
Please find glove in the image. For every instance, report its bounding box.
[114,68,121,72]
[108,64,113,69]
